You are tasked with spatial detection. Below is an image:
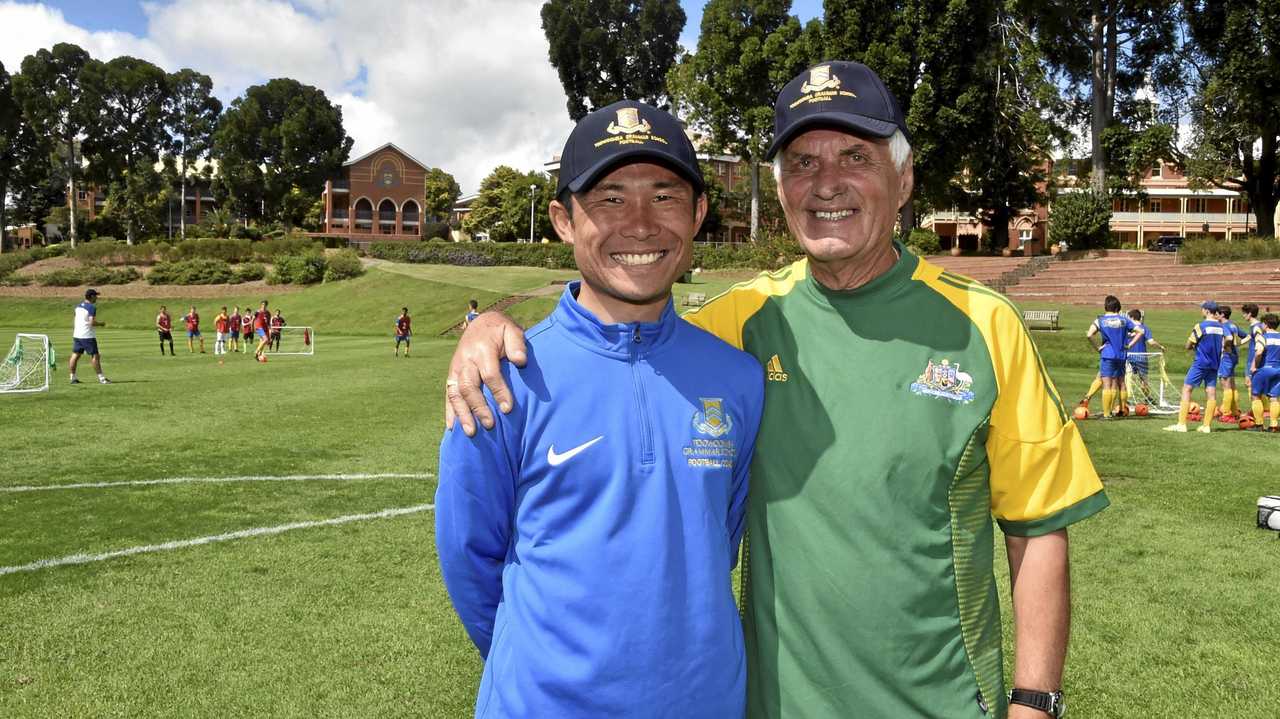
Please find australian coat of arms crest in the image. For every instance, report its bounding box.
[910,359,976,404]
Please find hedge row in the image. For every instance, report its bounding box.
[72,236,324,266]
[39,266,141,286]
[1179,236,1280,265]
[0,246,47,280]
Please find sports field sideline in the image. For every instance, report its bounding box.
[2,263,1278,717]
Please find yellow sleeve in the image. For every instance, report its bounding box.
[983,300,1109,536]
[681,259,808,350]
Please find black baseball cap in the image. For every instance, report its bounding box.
[766,61,910,161]
[555,100,704,198]
[84,288,99,299]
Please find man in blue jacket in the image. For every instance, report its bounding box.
[435,101,765,719]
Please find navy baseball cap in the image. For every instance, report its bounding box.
[84,288,99,299]
[555,100,704,198]
[766,61,910,161]
[1201,300,1218,312]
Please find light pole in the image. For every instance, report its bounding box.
[529,184,537,243]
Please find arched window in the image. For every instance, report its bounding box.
[379,199,397,234]
[353,198,374,230]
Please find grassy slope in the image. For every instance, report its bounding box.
[2,265,1278,718]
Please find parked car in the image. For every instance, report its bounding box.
[1149,235,1185,252]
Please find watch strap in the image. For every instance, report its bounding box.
[1009,688,1062,716]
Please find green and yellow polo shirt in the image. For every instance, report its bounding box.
[684,247,1108,719]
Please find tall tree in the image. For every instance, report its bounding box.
[1168,0,1280,237]
[462,166,555,242]
[1024,0,1177,191]
[213,78,352,228]
[822,0,995,230]
[14,43,98,247]
[0,61,18,249]
[542,0,686,120]
[81,56,170,244]
[423,167,462,222]
[669,0,811,239]
[164,69,222,240]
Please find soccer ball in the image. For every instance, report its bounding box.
[1072,406,1089,421]
[257,355,268,363]
[1239,416,1256,429]
[1135,404,1149,416]
[1188,411,1203,422]
[1189,401,1202,414]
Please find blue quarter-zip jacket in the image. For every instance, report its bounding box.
[437,282,764,719]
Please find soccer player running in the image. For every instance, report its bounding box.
[1165,300,1226,433]
[156,305,175,356]
[446,62,1106,719]
[1215,305,1249,421]
[182,306,205,354]
[69,288,109,385]
[1086,295,1136,419]
[1125,308,1164,399]
[213,306,230,356]
[394,307,411,357]
[228,306,242,353]
[1248,313,1280,432]
[269,310,286,352]
[436,101,764,719]
[252,301,272,362]
[464,299,479,327]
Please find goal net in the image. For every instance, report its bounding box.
[264,326,314,356]
[1125,352,1179,415]
[1,333,51,394]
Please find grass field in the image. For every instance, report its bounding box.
[2,264,1278,718]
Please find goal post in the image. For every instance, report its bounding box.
[265,326,314,356]
[1,333,51,394]
[1125,352,1179,415]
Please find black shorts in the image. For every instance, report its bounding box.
[72,337,99,356]
[158,330,173,341]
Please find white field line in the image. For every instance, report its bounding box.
[1,472,433,493]
[0,503,435,576]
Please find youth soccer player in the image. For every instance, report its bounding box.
[182,306,205,354]
[156,305,175,356]
[214,306,230,355]
[252,301,272,361]
[241,309,254,353]
[1249,313,1280,432]
[1126,308,1164,399]
[229,306,242,353]
[394,307,412,357]
[1086,295,1136,418]
[1240,303,1264,420]
[270,310,286,352]
[465,299,479,327]
[1165,300,1225,433]
[1215,306,1248,421]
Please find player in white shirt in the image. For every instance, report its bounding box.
[70,288,110,385]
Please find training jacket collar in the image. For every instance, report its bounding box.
[553,281,679,357]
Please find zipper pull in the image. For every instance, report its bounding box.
[633,326,642,344]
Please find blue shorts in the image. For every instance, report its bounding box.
[256,328,268,339]
[1129,359,1149,377]
[1251,367,1280,397]
[1185,364,1218,388]
[395,334,410,344]
[1099,357,1126,379]
[1218,356,1238,379]
[72,337,98,356]
[187,329,201,338]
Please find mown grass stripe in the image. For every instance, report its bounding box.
[1,473,433,493]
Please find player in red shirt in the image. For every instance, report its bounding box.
[228,306,242,353]
[252,300,272,362]
[155,305,175,356]
[269,310,286,352]
[395,307,412,357]
[241,309,254,353]
[214,306,230,355]
[181,305,205,354]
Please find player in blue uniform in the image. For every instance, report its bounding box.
[436,101,765,719]
[1165,300,1225,433]
[1240,303,1265,422]
[1248,313,1280,432]
[1215,306,1249,421]
[1086,295,1136,418]
[1125,308,1164,400]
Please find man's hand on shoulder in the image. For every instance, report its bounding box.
[445,311,527,436]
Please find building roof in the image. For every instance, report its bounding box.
[345,142,430,171]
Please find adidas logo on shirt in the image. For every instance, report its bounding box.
[767,354,789,382]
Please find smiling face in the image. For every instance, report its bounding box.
[775,128,913,282]
[550,161,707,324]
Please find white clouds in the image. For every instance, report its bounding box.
[0,0,572,192]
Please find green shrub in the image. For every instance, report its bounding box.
[39,266,140,286]
[167,238,253,263]
[422,222,451,240]
[322,250,364,282]
[73,240,159,266]
[1179,236,1280,264]
[254,235,322,261]
[147,258,235,285]
[234,262,267,282]
[268,254,326,285]
[44,243,68,257]
[1,274,32,286]
[0,247,46,279]
[906,228,942,256]
[1049,190,1112,249]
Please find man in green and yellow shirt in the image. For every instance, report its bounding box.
[445,61,1107,719]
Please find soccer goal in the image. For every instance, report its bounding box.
[1125,352,1179,415]
[1,333,52,394]
[265,326,314,356]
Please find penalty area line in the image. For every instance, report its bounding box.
[1,472,433,493]
[0,503,435,576]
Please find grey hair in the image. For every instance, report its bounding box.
[772,129,912,176]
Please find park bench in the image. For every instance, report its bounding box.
[683,292,707,307]
[1022,309,1061,331]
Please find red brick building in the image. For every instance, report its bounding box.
[319,143,427,241]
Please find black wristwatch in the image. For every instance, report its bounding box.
[1009,688,1065,717]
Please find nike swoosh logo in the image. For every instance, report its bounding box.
[547,436,604,467]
